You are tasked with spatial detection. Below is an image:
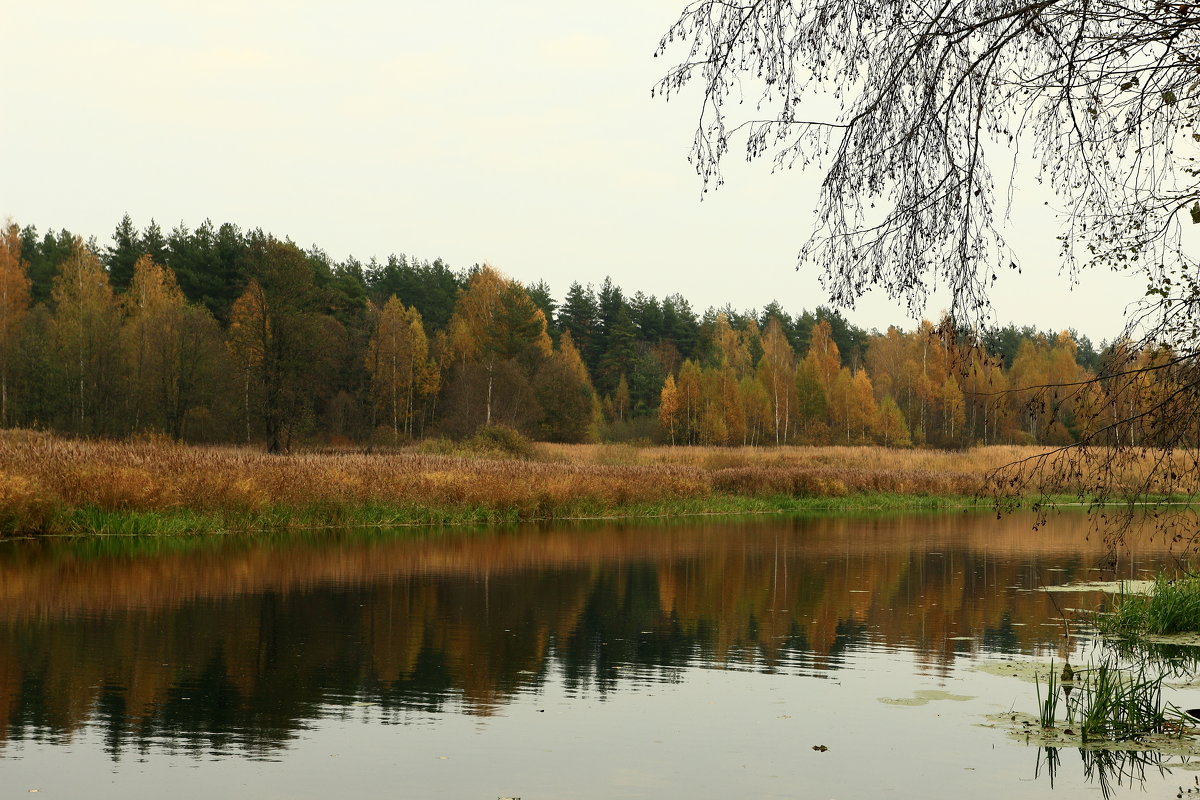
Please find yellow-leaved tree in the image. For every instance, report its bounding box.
[50,239,122,434]
[757,315,795,444]
[444,265,552,432]
[228,279,268,444]
[533,329,598,443]
[659,373,681,445]
[367,296,428,440]
[123,255,185,434]
[0,225,31,426]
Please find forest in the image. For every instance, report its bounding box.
[0,214,1149,453]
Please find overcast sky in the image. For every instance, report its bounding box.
[2,0,1144,341]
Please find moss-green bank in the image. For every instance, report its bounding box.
[0,492,1078,538]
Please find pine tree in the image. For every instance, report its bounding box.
[558,281,600,371]
[106,213,142,291]
[534,330,598,443]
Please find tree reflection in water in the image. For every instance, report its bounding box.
[0,511,1169,760]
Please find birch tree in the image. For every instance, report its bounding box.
[50,240,122,434]
[367,296,428,440]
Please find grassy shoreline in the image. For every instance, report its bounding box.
[19,492,1000,538]
[12,491,1181,539]
[1,431,1194,537]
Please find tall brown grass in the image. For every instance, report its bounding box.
[537,442,1200,497]
[1,430,1191,535]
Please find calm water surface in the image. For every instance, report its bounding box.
[0,512,1193,799]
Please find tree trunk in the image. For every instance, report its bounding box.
[244,371,252,444]
[485,364,493,426]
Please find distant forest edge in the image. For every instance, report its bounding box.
[0,215,1134,452]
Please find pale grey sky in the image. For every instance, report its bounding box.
[2,0,1143,341]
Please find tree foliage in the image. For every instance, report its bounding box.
[367,297,429,441]
[4,214,1187,459]
[0,225,31,426]
[657,0,1200,539]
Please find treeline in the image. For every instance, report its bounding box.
[0,215,1128,450]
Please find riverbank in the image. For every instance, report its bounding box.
[0,430,1189,536]
[22,493,996,538]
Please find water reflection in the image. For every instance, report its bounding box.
[1037,744,1173,800]
[0,512,1167,762]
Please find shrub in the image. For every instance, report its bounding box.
[468,424,534,459]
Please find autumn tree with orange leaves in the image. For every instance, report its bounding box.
[0,225,30,426]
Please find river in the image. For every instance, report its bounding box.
[0,511,1192,798]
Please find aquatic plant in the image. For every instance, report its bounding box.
[1036,656,1188,744]
[1099,575,1200,638]
[1036,660,1059,728]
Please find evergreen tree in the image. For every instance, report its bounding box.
[597,305,639,397]
[368,254,462,333]
[629,292,664,342]
[169,220,248,324]
[141,219,169,265]
[106,213,142,291]
[596,276,627,357]
[557,281,600,371]
[660,293,700,360]
[533,331,597,443]
[231,235,330,453]
[526,280,557,336]
[20,226,76,304]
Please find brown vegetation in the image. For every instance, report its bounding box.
[3,430,1196,536]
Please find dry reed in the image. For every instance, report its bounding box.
[1,430,1186,535]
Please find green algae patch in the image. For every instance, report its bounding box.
[1141,632,1200,647]
[973,660,1057,684]
[982,711,1200,756]
[1043,580,1155,594]
[879,689,975,706]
